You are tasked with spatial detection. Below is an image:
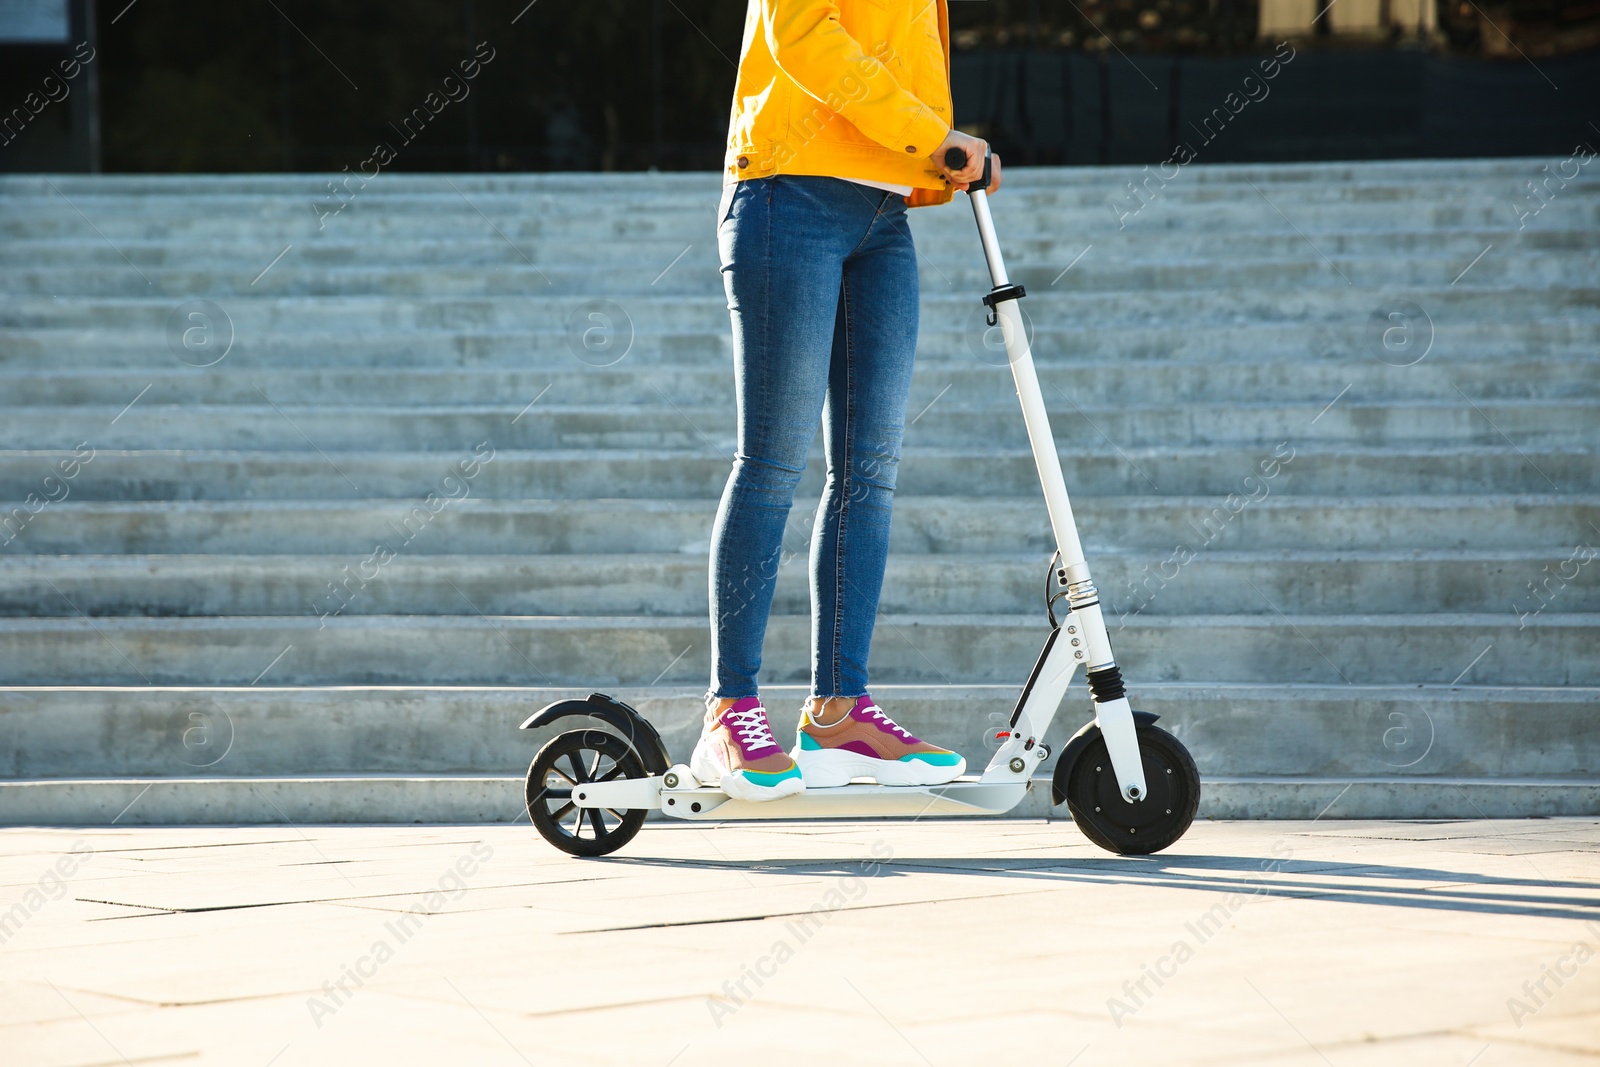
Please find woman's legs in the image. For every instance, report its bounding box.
[706,177,885,706]
[705,177,964,792]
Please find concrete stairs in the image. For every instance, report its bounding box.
[1,158,1596,823]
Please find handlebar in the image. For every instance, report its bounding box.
[943,145,993,194]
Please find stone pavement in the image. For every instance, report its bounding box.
[3,818,1598,1065]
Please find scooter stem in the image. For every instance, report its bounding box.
[959,169,1149,805]
[964,185,1088,583]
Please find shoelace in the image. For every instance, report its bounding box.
[725,706,780,753]
[860,703,914,741]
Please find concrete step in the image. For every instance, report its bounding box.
[2,185,1594,239]
[11,253,1596,297]
[18,197,1589,243]
[4,175,1588,208]
[2,399,1590,451]
[4,287,1594,334]
[0,445,1589,502]
[7,771,1595,823]
[0,156,1568,193]
[5,683,1593,781]
[5,172,1582,212]
[5,228,1595,269]
[3,359,1598,408]
[9,683,1598,800]
[1,550,1591,618]
[2,496,1591,556]
[17,180,1575,208]
[5,321,1594,370]
[0,613,1585,686]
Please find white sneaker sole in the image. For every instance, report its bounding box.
[689,738,805,803]
[792,746,966,788]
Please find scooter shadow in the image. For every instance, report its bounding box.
[600,851,1600,923]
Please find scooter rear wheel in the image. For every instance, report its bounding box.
[526,729,647,857]
[1065,722,1199,855]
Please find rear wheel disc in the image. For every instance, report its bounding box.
[1065,723,1199,855]
[526,730,647,857]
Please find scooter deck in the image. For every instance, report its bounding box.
[576,775,1031,821]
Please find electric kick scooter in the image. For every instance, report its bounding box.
[519,148,1201,857]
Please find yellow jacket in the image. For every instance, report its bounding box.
[724,0,955,208]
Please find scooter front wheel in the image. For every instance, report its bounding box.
[1065,722,1199,855]
[526,729,648,857]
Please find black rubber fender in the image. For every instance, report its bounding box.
[519,692,672,775]
[1050,710,1161,806]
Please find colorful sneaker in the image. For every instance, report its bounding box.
[792,695,966,787]
[689,696,805,802]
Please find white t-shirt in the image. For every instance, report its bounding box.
[840,176,913,196]
[720,175,913,196]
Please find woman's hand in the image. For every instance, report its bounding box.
[931,129,1003,194]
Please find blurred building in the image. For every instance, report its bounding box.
[0,0,97,171]
[1258,0,1435,37]
[1,0,1597,172]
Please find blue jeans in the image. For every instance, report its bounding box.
[705,175,920,705]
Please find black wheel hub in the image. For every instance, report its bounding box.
[1085,750,1182,834]
[526,729,647,857]
[1065,722,1201,855]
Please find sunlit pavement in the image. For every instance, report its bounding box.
[3,817,1598,1065]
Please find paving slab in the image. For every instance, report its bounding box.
[2,819,1597,1065]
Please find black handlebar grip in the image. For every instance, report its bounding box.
[942,145,993,192]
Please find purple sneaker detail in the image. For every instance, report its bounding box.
[798,693,956,762]
[847,694,921,745]
[692,696,804,801]
[793,693,967,787]
[720,698,783,760]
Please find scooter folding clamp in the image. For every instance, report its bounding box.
[981,282,1027,325]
